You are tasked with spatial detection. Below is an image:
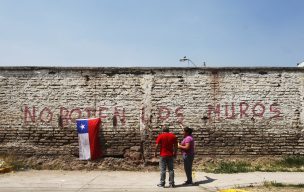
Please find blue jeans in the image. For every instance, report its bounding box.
[183,154,194,183]
[159,156,174,185]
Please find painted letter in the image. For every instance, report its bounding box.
[39,107,53,123]
[60,107,70,126]
[113,107,126,127]
[252,102,265,118]
[240,102,249,118]
[24,105,36,124]
[69,108,82,123]
[175,107,184,125]
[98,107,108,122]
[85,107,96,118]
[158,107,170,122]
[270,103,281,119]
[225,102,236,119]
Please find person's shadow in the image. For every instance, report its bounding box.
[175,176,216,188]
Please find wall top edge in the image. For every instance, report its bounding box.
[0,66,303,72]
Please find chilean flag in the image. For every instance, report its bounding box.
[76,118,102,160]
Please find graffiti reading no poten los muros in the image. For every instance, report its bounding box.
[23,101,282,126]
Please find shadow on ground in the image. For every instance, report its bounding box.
[175,176,216,188]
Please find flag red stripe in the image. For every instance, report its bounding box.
[88,118,102,160]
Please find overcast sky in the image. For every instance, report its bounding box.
[0,0,303,67]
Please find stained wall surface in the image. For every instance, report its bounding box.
[0,67,303,158]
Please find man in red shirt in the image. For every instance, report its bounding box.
[154,127,178,188]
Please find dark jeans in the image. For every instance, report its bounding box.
[183,154,194,183]
[159,156,174,185]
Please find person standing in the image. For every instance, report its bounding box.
[154,127,178,188]
[178,127,195,185]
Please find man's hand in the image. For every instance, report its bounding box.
[173,152,177,159]
[154,143,159,158]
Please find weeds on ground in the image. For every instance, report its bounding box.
[260,156,304,172]
[198,160,255,173]
[263,181,304,188]
[218,189,249,192]
[279,156,304,168]
[0,155,27,171]
[240,181,304,192]
[213,161,253,173]
[197,156,304,173]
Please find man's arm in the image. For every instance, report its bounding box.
[154,143,159,157]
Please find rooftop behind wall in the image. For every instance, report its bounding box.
[0,67,303,158]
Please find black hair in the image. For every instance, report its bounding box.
[162,127,170,133]
[183,127,193,135]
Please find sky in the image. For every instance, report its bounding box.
[0,0,303,68]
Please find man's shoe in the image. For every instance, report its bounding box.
[157,183,165,187]
[169,184,175,188]
[182,181,193,185]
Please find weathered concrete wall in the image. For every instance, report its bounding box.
[0,67,303,159]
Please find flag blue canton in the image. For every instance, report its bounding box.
[77,120,88,134]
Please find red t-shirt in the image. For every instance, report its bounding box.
[156,132,177,157]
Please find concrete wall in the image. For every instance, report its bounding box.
[0,67,303,158]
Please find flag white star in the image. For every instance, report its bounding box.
[80,124,85,129]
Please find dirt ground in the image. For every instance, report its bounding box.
[1,154,196,171]
[0,155,273,169]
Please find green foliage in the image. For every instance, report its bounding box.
[213,161,252,173]
[263,181,304,188]
[0,155,28,171]
[280,156,304,167]
[198,160,254,173]
[264,181,284,187]
[197,155,304,174]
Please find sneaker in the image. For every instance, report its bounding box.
[169,184,175,188]
[157,183,165,187]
